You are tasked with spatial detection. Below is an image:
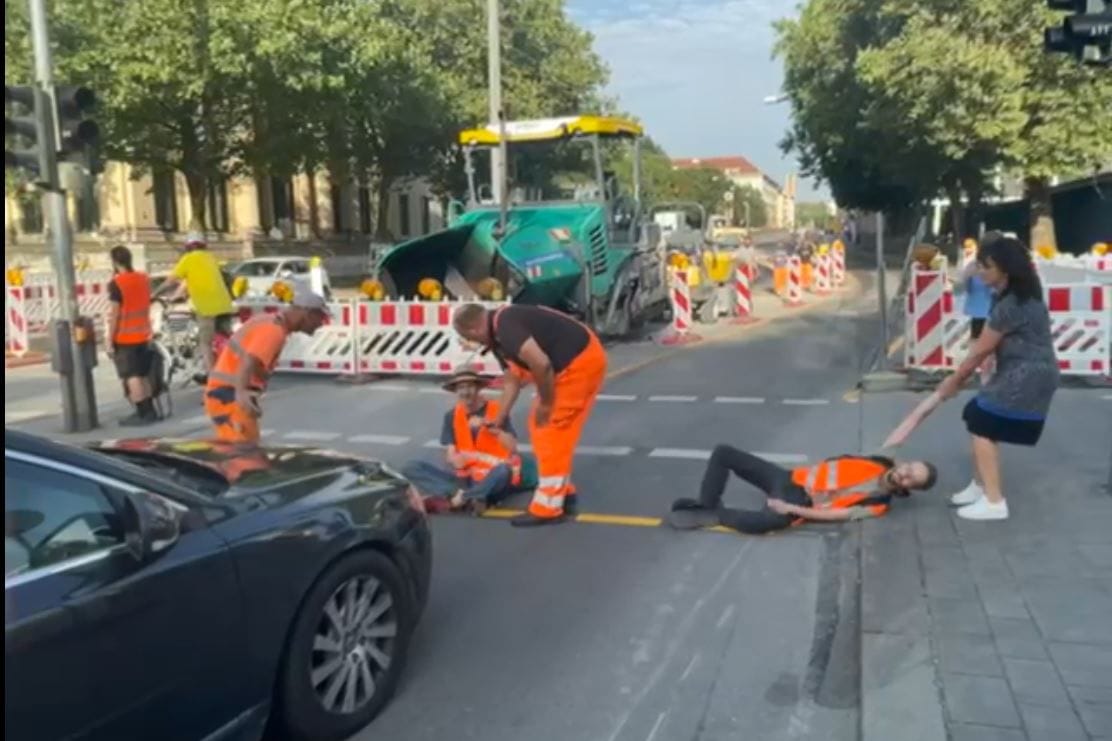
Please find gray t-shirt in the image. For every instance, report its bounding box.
[978,293,1059,417]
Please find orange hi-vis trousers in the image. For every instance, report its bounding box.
[204,385,261,444]
[524,333,607,518]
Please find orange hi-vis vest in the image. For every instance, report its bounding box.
[452,401,521,485]
[112,271,152,345]
[208,315,285,391]
[790,456,891,514]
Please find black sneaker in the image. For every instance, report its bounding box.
[192,372,208,386]
[671,497,706,512]
[564,495,579,516]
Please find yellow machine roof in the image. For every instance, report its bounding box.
[458,116,643,146]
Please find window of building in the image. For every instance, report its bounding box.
[271,177,293,223]
[421,196,432,235]
[397,193,411,237]
[358,185,373,234]
[330,184,344,233]
[17,190,44,234]
[153,170,178,232]
[206,178,229,234]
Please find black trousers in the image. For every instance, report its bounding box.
[699,444,809,534]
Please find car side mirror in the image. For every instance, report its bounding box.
[122,492,182,562]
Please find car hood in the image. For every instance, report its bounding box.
[90,438,397,498]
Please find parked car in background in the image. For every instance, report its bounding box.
[5,429,430,741]
[231,257,333,300]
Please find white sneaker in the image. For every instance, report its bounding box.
[950,480,985,506]
[957,497,1009,521]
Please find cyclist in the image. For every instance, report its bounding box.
[153,231,236,384]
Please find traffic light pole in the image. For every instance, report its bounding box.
[28,0,98,432]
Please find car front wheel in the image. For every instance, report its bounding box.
[279,550,413,741]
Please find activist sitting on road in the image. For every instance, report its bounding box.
[204,286,328,444]
[401,367,522,513]
[670,445,938,533]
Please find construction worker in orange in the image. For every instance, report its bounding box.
[452,303,608,527]
[205,287,329,444]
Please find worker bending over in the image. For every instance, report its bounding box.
[205,288,328,443]
[402,366,521,513]
[671,445,938,533]
[453,303,607,527]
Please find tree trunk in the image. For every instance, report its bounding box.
[946,184,963,241]
[375,175,394,242]
[965,181,984,240]
[1025,176,1055,251]
[183,170,207,232]
[306,170,321,239]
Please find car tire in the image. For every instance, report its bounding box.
[278,550,413,741]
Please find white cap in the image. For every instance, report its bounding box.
[184,231,206,246]
[291,284,330,314]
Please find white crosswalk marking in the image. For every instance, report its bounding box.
[714,396,765,404]
[782,398,831,406]
[283,430,342,441]
[648,448,808,464]
[367,384,413,392]
[597,394,638,401]
[424,439,446,449]
[348,434,411,445]
[649,395,698,402]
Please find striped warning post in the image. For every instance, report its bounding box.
[1046,284,1109,376]
[831,244,846,288]
[784,256,804,307]
[906,271,947,369]
[661,269,701,345]
[732,262,756,324]
[813,253,832,295]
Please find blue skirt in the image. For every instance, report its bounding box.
[962,398,1045,446]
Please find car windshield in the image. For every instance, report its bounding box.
[234,261,279,278]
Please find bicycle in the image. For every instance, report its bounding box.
[150,299,234,390]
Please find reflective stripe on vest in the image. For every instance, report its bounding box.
[208,316,284,390]
[452,401,521,485]
[790,457,889,509]
[112,272,152,344]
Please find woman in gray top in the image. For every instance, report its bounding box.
[937,235,1060,521]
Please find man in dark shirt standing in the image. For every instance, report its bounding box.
[453,303,608,527]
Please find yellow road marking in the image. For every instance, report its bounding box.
[575,512,663,528]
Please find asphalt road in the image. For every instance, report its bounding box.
[7,266,1109,741]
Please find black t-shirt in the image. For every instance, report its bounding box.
[108,279,122,303]
[491,305,590,374]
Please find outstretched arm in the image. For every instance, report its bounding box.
[768,499,884,521]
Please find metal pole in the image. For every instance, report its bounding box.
[486,0,503,206]
[876,211,889,354]
[28,0,97,432]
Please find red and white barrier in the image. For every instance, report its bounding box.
[661,269,700,345]
[831,246,846,288]
[904,270,1110,377]
[733,263,754,323]
[5,271,113,356]
[813,253,832,295]
[784,256,803,307]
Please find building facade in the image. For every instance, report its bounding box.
[670,156,796,229]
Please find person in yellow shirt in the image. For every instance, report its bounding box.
[153,232,236,382]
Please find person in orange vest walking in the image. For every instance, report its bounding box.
[107,245,158,426]
[204,287,329,444]
[402,366,522,513]
[670,445,938,532]
[453,303,607,527]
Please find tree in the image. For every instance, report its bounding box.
[796,201,833,229]
[731,185,767,228]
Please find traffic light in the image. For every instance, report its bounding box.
[5,84,57,185]
[53,85,98,161]
[1045,0,1112,66]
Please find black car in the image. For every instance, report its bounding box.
[4,429,431,741]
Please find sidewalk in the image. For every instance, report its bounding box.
[860,389,1112,741]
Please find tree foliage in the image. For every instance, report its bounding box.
[731,185,767,228]
[4,0,608,233]
[775,0,1112,246]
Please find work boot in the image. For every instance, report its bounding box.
[192,372,208,386]
[563,495,579,516]
[671,497,708,512]
[510,512,568,528]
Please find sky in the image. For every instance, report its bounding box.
[566,0,829,201]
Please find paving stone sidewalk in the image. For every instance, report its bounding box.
[860,390,1112,741]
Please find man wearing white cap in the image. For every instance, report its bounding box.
[204,286,329,444]
[153,231,236,382]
